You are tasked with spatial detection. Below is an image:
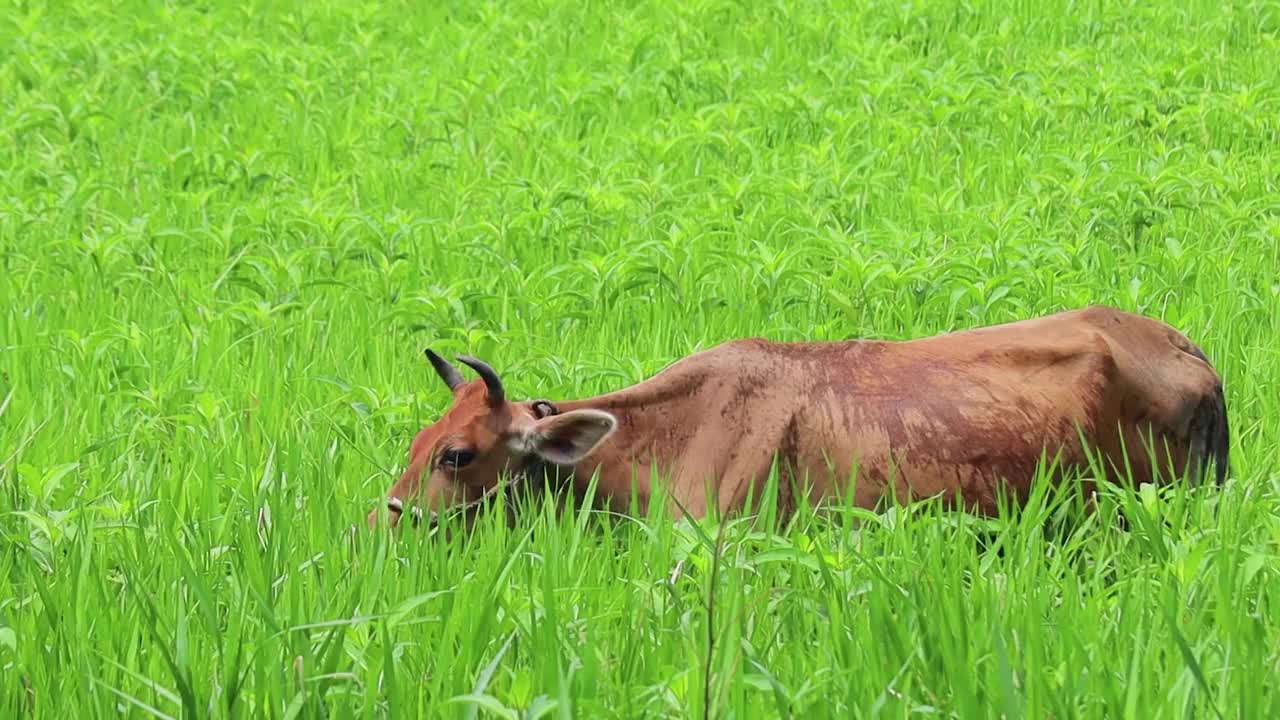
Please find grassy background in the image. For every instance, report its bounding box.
[2,0,1279,716]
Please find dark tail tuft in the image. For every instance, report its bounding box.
[1185,342,1231,485]
[1208,381,1230,485]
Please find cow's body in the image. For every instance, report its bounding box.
[371,305,1229,528]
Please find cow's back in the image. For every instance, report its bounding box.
[760,305,1228,514]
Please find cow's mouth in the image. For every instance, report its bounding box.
[383,471,544,531]
[386,496,426,528]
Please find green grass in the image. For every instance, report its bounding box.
[2,0,1279,716]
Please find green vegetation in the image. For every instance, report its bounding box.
[2,0,1278,716]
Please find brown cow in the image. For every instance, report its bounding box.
[368,305,1229,530]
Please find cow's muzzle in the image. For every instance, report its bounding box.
[386,496,428,528]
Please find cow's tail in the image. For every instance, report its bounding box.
[1185,342,1232,486]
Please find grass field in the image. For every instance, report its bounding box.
[3,0,1280,717]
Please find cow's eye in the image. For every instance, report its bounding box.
[439,448,476,469]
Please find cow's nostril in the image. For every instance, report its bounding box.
[387,497,404,515]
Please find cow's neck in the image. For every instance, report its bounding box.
[550,365,711,513]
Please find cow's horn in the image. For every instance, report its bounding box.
[457,355,505,406]
[424,348,465,392]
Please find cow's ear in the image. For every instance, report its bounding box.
[526,409,617,465]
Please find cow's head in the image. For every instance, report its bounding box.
[367,350,617,530]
